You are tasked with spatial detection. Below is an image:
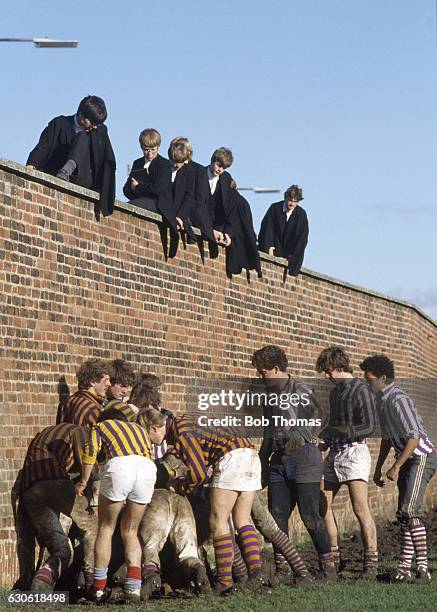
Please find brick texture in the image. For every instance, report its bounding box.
[1,159,437,587]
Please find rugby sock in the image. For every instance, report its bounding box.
[237,525,261,575]
[271,529,309,575]
[331,545,340,565]
[410,522,428,569]
[142,561,160,577]
[93,567,108,592]
[319,551,337,579]
[363,549,378,571]
[33,565,55,586]
[232,540,248,579]
[125,566,142,594]
[398,525,414,571]
[213,533,234,588]
[84,570,94,591]
[273,550,290,573]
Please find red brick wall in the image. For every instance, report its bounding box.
[1,159,436,586]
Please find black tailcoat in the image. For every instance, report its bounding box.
[27,115,116,216]
[123,154,176,230]
[258,201,309,276]
[196,166,260,276]
[189,160,215,241]
[194,167,240,238]
[172,163,196,240]
[225,190,262,277]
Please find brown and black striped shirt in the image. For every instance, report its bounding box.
[166,415,255,494]
[20,423,89,491]
[60,390,105,427]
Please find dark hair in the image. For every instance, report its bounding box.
[77,95,107,125]
[251,345,288,372]
[315,346,353,374]
[359,354,395,379]
[108,359,136,387]
[97,406,128,424]
[284,185,303,201]
[76,358,110,390]
[137,373,162,388]
[129,373,162,409]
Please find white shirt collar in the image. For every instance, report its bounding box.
[283,201,295,220]
[207,166,219,194]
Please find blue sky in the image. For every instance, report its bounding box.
[2,1,437,319]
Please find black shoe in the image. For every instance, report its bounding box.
[140,572,162,601]
[30,577,54,594]
[359,566,378,580]
[416,566,431,584]
[382,568,412,584]
[87,586,110,604]
[189,564,212,594]
[294,572,315,585]
[56,169,71,182]
[319,562,337,581]
[246,568,270,591]
[122,589,141,603]
[212,581,235,596]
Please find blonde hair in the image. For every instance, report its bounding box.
[211,147,233,169]
[169,136,193,161]
[139,128,161,149]
[137,407,166,429]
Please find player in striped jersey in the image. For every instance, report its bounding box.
[361,354,437,583]
[139,409,262,594]
[316,346,378,577]
[129,372,171,460]
[60,358,110,427]
[106,359,136,403]
[19,424,97,594]
[76,413,166,603]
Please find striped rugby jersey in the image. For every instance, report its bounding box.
[83,419,154,465]
[61,390,105,427]
[20,423,89,491]
[377,383,434,458]
[166,415,255,494]
[102,398,139,422]
[322,377,376,451]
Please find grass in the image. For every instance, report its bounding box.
[2,512,437,612]
[2,562,437,612]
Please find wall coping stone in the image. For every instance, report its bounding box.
[1,156,435,328]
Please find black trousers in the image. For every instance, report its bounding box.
[22,479,97,579]
[68,132,93,189]
[269,449,331,555]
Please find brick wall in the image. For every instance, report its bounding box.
[1,158,436,587]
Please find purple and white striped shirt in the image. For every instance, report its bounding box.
[377,383,434,458]
[322,377,376,451]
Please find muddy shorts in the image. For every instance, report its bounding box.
[210,448,262,491]
[323,443,371,484]
[100,455,156,503]
[140,489,200,569]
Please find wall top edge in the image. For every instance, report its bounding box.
[1,156,435,328]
